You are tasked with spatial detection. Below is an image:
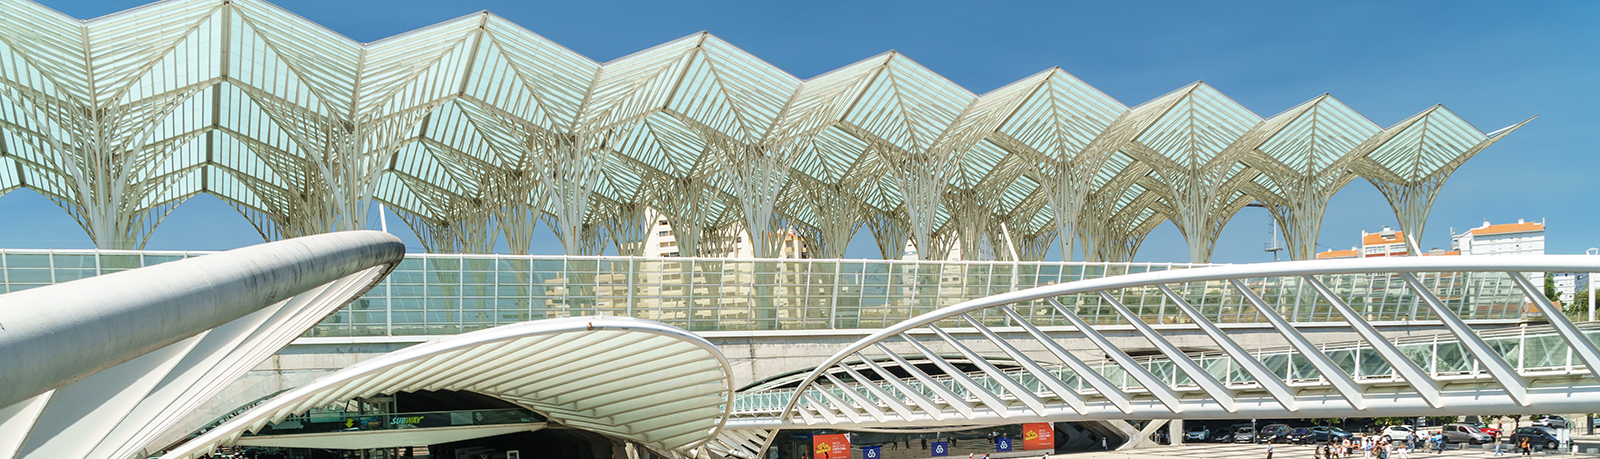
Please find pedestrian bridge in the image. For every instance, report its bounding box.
[721,255,1600,435]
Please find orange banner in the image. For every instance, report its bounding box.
[814,434,851,459]
[1023,423,1054,451]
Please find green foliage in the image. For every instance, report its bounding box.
[1425,415,1458,426]
[1546,275,1561,305]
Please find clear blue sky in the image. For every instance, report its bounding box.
[2,0,1596,262]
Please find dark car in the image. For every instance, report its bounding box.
[1257,423,1293,444]
[1308,426,1354,443]
[1234,426,1257,443]
[1211,427,1236,443]
[1285,428,1312,444]
[1510,426,1560,451]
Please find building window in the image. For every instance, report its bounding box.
[658,230,671,236]
[659,242,674,248]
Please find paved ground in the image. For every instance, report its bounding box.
[971,443,1600,459]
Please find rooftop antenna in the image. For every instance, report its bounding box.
[1265,218,1284,262]
[1247,201,1284,261]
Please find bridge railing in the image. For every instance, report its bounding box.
[0,250,1547,337]
[741,255,1600,427]
[731,321,1600,417]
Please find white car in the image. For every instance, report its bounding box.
[1382,425,1416,441]
[1185,427,1210,441]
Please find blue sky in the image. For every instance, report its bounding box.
[2,0,1596,262]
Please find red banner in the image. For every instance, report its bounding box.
[1023,423,1054,451]
[814,434,851,459]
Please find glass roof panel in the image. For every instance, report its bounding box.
[841,54,971,154]
[1366,107,1486,181]
[1135,84,1261,166]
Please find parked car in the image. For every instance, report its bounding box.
[1381,425,1416,441]
[1440,423,1494,445]
[1257,424,1293,444]
[1470,422,1501,438]
[1234,426,1257,443]
[1307,426,1355,443]
[1211,427,1236,443]
[1510,426,1561,451]
[1532,415,1568,429]
[1285,427,1313,444]
[1185,426,1211,442]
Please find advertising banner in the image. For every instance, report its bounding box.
[930,441,949,456]
[863,445,882,459]
[813,434,851,459]
[996,437,1013,452]
[1023,422,1054,450]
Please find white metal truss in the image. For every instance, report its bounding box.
[159,316,736,459]
[726,255,1600,431]
[0,0,1526,260]
[0,231,405,459]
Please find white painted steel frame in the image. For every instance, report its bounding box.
[0,0,1526,262]
[160,316,735,459]
[0,231,406,459]
[741,255,1600,430]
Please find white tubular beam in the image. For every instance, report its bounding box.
[1303,276,1442,407]
[1399,273,1529,405]
[959,314,1088,414]
[926,324,1049,417]
[1043,296,1185,412]
[1092,294,1235,412]
[873,343,975,419]
[1509,272,1600,376]
[822,373,887,422]
[996,305,1134,413]
[802,394,840,424]
[810,385,865,424]
[855,354,949,421]
[1157,284,1299,411]
[835,364,918,420]
[0,231,405,409]
[1228,279,1366,409]
[897,334,1014,416]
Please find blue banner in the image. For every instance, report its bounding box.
[931,441,949,456]
[996,437,1013,452]
[863,446,881,459]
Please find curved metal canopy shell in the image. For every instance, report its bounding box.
[160,316,735,459]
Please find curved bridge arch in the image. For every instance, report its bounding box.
[734,255,1600,429]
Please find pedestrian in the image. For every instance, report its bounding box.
[1493,434,1503,457]
[1268,444,1275,459]
[1407,432,1416,453]
[1519,437,1531,458]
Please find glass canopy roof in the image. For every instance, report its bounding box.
[0,0,1529,260]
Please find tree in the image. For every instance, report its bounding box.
[1546,275,1561,306]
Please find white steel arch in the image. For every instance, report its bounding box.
[159,315,735,459]
[727,255,1600,430]
[0,231,405,459]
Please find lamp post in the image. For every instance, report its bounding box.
[1588,248,1597,322]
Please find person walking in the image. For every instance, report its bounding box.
[1407,432,1416,453]
[1519,436,1532,458]
[1493,434,1503,457]
[1268,444,1275,459]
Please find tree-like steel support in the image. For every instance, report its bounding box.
[0,84,208,249]
[1353,107,1533,255]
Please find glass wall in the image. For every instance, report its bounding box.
[0,250,1538,337]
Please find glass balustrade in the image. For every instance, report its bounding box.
[0,249,1539,336]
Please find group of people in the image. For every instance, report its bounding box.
[1310,431,1458,459]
